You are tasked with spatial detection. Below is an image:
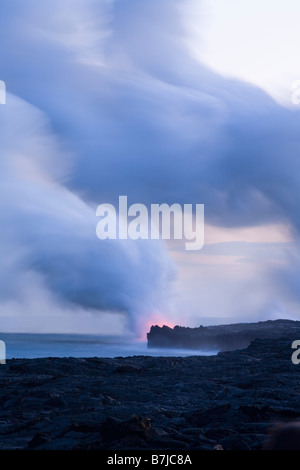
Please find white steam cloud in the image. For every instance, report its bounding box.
[0,95,175,334]
[1,0,300,333]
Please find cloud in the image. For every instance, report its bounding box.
[3,0,298,227]
[1,0,300,332]
[0,95,175,334]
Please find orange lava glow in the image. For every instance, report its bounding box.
[137,313,176,342]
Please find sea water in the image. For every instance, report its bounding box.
[0,333,218,359]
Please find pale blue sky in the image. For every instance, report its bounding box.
[198,0,300,105]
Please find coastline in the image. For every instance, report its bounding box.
[0,337,298,450]
[0,332,217,359]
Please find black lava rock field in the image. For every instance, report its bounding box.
[0,337,299,450]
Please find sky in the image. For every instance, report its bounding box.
[1,0,300,337]
[194,0,300,106]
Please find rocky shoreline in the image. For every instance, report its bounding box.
[147,319,300,351]
[0,335,299,450]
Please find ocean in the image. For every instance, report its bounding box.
[0,333,218,359]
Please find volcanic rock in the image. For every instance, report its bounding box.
[0,330,299,449]
[147,319,300,351]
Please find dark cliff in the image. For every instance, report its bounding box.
[147,319,300,351]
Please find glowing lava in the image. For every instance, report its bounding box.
[137,313,176,342]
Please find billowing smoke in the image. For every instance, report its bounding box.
[1,0,300,332]
[0,95,175,334]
